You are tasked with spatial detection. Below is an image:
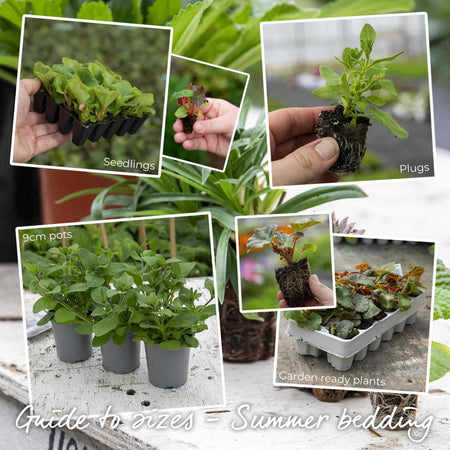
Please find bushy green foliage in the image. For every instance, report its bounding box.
[34,58,155,123]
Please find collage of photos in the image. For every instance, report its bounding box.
[1,3,447,447]
[17,213,225,416]
[262,13,435,186]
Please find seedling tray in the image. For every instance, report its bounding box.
[286,291,426,371]
[33,92,149,146]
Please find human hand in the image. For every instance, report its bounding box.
[173,98,239,157]
[269,107,340,186]
[13,79,72,163]
[277,274,334,308]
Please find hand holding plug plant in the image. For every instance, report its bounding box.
[313,23,408,173]
[171,83,210,134]
[246,220,322,307]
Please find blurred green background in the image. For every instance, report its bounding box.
[237,214,332,311]
[20,17,171,174]
[164,55,248,170]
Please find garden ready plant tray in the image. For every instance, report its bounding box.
[33,91,149,147]
[286,291,426,371]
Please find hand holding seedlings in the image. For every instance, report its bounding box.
[269,106,340,186]
[313,23,408,174]
[277,274,334,308]
[13,78,72,163]
[172,88,239,157]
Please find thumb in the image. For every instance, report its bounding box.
[309,274,334,305]
[272,137,339,185]
[193,114,233,136]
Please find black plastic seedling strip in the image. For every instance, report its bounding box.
[32,92,149,147]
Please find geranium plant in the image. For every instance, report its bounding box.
[171,83,210,133]
[246,220,322,307]
[286,262,425,339]
[33,58,155,123]
[313,23,408,174]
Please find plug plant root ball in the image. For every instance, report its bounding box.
[275,258,313,307]
[317,105,371,174]
[182,115,197,134]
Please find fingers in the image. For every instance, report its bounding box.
[35,131,72,155]
[271,137,339,186]
[182,137,208,151]
[173,119,183,133]
[276,290,288,309]
[32,122,59,138]
[20,78,42,96]
[309,274,334,306]
[27,112,49,126]
[269,106,332,160]
[192,112,235,136]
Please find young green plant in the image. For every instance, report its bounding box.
[246,220,322,307]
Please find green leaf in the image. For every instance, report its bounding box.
[363,301,381,319]
[312,84,344,99]
[112,331,127,346]
[175,105,188,118]
[319,0,414,17]
[171,89,193,100]
[430,341,450,382]
[109,0,142,23]
[319,65,340,85]
[113,272,134,291]
[178,261,196,277]
[183,335,199,348]
[77,1,113,21]
[378,79,397,96]
[54,308,76,324]
[272,185,367,215]
[93,333,111,347]
[366,95,385,106]
[166,311,199,328]
[0,0,27,28]
[146,0,181,25]
[129,309,144,323]
[366,106,408,138]
[356,99,368,112]
[37,311,54,326]
[67,283,90,293]
[398,293,412,311]
[216,227,231,302]
[353,294,372,313]
[33,297,57,314]
[360,23,376,54]
[75,322,93,335]
[372,51,404,65]
[289,220,321,233]
[336,286,354,309]
[333,320,356,339]
[246,224,276,252]
[93,317,119,336]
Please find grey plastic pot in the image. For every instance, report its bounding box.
[144,344,190,388]
[101,332,141,374]
[51,322,92,363]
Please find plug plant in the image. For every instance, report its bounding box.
[246,219,322,307]
[171,83,210,134]
[286,262,425,339]
[33,58,155,123]
[312,23,408,174]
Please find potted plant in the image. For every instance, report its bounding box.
[171,83,210,134]
[312,23,408,174]
[33,58,155,146]
[64,107,367,361]
[127,251,216,388]
[24,244,96,363]
[246,219,322,307]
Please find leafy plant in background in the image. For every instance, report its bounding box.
[313,23,408,138]
[34,58,155,122]
[430,259,450,382]
[285,262,425,339]
[0,0,416,85]
[171,83,210,133]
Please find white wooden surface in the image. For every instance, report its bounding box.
[24,278,225,417]
[1,266,450,449]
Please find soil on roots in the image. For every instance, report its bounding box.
[316,105,370,174]
[275,258,312,307]
[182,115,197,134]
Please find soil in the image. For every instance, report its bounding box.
[274,258,312,307]
[358,310,388,330]
[182,115,197,134]
[316,105,370,174]
[370,393,418,430]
